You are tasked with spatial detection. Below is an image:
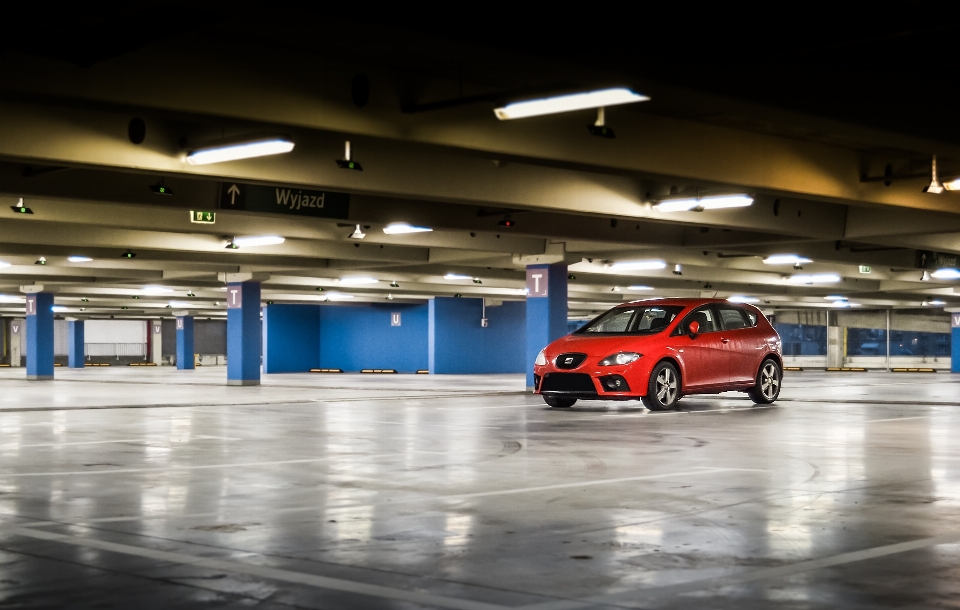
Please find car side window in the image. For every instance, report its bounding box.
[717,305,749,331]
[675,306,719,335]
[586,308,635,333]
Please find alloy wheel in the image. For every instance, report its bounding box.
[761,362,780,400]
[656,367,678,405]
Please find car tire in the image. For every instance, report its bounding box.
[641,361,681,411]
[543,395,576,408]
[747,359,781,404]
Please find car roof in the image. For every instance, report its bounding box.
[617,297,751,308]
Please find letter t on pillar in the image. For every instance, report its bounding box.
[525,263,567,390]
[227,281,262,386]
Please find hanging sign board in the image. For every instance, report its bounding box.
[25,295,36,316]
[218,182,350,219]
[226,284,243,309]
[917,250,959,270]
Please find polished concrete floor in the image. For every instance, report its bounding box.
[0,368,959,609]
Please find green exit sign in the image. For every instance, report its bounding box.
[859,265,872,274]
[190,210,216,224]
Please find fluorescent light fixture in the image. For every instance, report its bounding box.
[68,256,92,263]
[928,300,947,306]
[338,277,378,285]
[727,295,759,303]
[931,267,960,280]
[494,87,648,120]
[185,137,294,165]
[383,223,432,235]
[788,273,841,284]
[168,301,193,308]
[444,273,473,280]
[323,292,354,301]
[654,194,753,212]
[763,254,813,265]
[609,260,667,271]
[51,306,67,313]
[943,177,960,191]
[232,235,285,248]
[142,286,174,295]
[824,295,848,301]
[0,260,9,269]
[627,285,653,290]
[0,295,22,303]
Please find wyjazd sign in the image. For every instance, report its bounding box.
[219,182,350,219]
[917,250,959,270]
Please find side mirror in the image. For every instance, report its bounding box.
[687,320,700,338]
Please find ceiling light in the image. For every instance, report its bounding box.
[68,256,92,263]
[323,293,354,301]
[824,295,848,301]
[628,285,653,290]
[0,295,23,303]
[654,194,753,212]
[943,177,960,191]
[763,254,813,265]
[142,286,174,295]
[51,306,67,313]
[338,277,378,285]
[494,88,648,120]
[609,260,667,271]
[390,281,399,288]
[168,301,193,308]
[231,236,285,248]
[35,257,46,265]
[927,300,947,306]
[185,136,295,165]
[788,273,841,284]
[444,273,473,280]
[348,224,366,240]
[383,223,432,235]
[727,295,759,303]
[0,260,10,268]
[931,268,960,280]
[924,155,944,194]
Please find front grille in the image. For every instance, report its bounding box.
[540,373,596,393]
[554,353,587,369]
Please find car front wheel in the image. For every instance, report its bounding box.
[747,359,781,404]
[543,395,577,408]
[641,361,680,411]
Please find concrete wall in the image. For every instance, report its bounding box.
[320,303,429,373]
[429,298,526,374]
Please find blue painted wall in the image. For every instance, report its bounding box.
[319,303,428,373]
[953,327,960,373]
[429,298,526,374]
[567,320,587,334]
[176,316,195,370]
[263,304,321,373]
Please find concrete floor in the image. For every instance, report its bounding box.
[0,368,959,609]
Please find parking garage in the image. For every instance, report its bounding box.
[2,4,960,608]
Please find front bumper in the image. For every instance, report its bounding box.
[534,363,650,400]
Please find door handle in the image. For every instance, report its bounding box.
[721,338,730,344]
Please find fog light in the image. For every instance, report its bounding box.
[600,375,630,392]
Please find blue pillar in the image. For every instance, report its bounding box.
[176,315,195,370]
[525,263,568,388]
[25,292,54,380]
[227,281,261,385]
[68,320,85,369]
[952,312,960,373]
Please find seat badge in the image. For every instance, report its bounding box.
[564,357,574,364]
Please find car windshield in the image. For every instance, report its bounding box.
[576,305,685,334]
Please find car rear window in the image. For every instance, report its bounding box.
[576,305,685,334]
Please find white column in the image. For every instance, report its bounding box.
[150,320,163,365]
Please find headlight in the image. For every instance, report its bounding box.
[535,349,547,366]
[598,352,641,366]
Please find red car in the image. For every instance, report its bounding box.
[534,298,782,410]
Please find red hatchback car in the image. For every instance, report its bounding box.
[534,298,783,410]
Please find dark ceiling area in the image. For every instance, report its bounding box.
[5,1,960,144]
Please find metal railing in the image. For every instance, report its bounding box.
[84,343,147,358]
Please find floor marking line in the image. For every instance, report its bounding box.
[9,527,508,610]
[0,453,405,478]
[3,436,243,449]
[865,416,930,423]
[518,533,960,610]
[435,468,762,501]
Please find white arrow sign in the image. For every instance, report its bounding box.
[227,184,240,205]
